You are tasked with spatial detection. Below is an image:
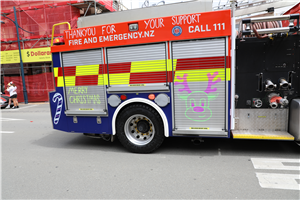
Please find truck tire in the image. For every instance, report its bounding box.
[116,104,165,153]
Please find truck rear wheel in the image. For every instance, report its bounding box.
[116,104,165,153]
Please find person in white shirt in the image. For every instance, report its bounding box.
[6,82,19,109]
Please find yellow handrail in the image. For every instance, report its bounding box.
[51,22,71,46]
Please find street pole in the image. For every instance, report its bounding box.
[13,6,28,104]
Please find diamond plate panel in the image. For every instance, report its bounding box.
[235,109,288,131]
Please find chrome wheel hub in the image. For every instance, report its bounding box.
[124,114,155,146]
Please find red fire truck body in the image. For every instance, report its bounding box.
[49,7,300,153]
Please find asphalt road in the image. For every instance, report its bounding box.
[1,103,300,199]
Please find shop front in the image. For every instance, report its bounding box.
[1,47,55,102]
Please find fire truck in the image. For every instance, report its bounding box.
[49,1,300,153]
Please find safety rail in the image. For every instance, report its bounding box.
[241,14,299,36]
[51,22,71,46]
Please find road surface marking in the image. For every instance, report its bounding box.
[251,158,300,171]
[251,158,300,191]
[0,131,15,133]
[0,118,25,122]
[8,105,38,111]
[1,105,38,112]
[256,173,300,190]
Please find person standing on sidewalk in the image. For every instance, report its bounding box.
[6,83,13,108]
[6,82,19,109]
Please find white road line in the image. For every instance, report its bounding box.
[251,158,300,171]
[0,118,25,122]
[251,158,300,191]
[7,105,38,111]
[0,131,15,133]
[1,105,38,112]
[256,173,300,191]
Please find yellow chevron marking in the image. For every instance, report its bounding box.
[57,76,64,87]
[109,73,130,85]
[76,64,99,76]
[131,60,166,73]
[54,67,59,77]
[65,76,76,87]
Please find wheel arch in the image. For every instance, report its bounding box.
[112,98,169,137]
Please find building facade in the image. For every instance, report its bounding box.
[1,0,117,102]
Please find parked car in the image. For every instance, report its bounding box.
[0,93,10,109]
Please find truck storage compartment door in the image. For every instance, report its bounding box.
[61,49,107,116]
[232,109,294,140]
[172,38,228,136]
[106,43,169,93]
[289,99,300,141]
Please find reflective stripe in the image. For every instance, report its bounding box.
[131,60,167,73]
[226,68,230,81]
[56,57,230,87]
[98,74,109,86]
[56,64,230,87]
[76,64,99,76]
[54,67,59,77]
[167,59,177,71]
[57,76,64,87]
[98,75,104,86]
[109,73,130,85]
[65,76,76,86]
[173,59,177,71]
[174,68,230,82]
[130,71,166,84]
[103,74,109,85]
[107,43,167,86]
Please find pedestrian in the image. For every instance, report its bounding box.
[6,82,19,109]
[0,83,4,94]
[5,83,12,108]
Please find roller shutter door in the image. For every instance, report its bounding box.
[61,49,107,115]
[106,43,167,87]
[172,38,226,131]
